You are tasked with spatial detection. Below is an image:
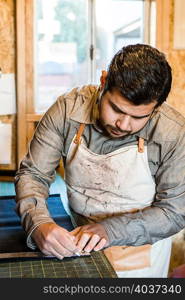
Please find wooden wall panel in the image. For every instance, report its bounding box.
[0,0,15,73]
[167,0,185,116]
[0,0,16,172]
[156,0,185,116]
[167,50,185,114]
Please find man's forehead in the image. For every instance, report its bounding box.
[111,101,155,119]
[105,90,157,116]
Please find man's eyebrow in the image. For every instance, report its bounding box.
[109,100,152,119]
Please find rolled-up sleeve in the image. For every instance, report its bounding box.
[100,126,185,247]
[15,97,65,247]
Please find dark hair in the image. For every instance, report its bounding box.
[103,44,172,106]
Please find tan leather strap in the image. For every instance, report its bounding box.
[74,123,86,144]
[74,124,145,152]
[138,137,145,153]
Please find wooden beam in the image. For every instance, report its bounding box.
[26,114,43,122]
[16,0,27,164]
[0,176,15,182]
[156,0,172,52]
[26,0,35,114]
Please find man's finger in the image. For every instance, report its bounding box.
[94,238,107,251]
[57,232,80,254]
[50,248,64,260]
[83,234,100,253]
[70,227,82,235]
[76,232,92,251]
[51,239,76,257]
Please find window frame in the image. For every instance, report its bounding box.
[16,0,162,163]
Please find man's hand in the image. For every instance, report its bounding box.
[31,222,80,260]
[71,223,109,254]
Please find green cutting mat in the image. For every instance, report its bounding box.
[0,251,117,278]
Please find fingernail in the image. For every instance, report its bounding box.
[74,252,81,256]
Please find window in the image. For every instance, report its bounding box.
[35,0,156,113]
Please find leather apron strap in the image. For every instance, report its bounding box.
[138,137,145,153]
[74,123,86,145]
[73,123,145,152]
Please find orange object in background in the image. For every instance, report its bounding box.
[169,264,185,278]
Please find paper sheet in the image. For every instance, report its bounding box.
[0,73,16,115]
[0,123,12,164]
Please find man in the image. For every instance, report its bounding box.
[15,44,185,278]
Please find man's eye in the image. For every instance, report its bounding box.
[111,105,122,113]
[132,116,147,120]
[114,107,122,113]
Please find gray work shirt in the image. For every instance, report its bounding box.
[15,85,185,248]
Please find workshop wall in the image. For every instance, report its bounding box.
[0,0,16,171]
[0,0,15,73]
[1,0,185,167]
[157,0,185,116]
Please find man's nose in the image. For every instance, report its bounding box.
[115,115,132,132]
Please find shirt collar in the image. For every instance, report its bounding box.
[68,85,100,124]
[134,108,159,141]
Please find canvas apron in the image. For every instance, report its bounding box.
[65,124,172,277]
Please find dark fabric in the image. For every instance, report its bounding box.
[0,194,73,253]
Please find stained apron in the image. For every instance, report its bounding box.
[65,124,171,277]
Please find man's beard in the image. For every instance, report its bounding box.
[98,118,131,138]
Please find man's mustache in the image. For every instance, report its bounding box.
[106,124,131,134]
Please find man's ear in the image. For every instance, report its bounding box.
[100,70,107,90]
